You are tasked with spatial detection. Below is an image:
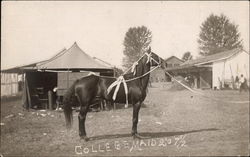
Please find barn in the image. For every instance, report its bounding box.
[166,48,249,89]
[1,42,114,109]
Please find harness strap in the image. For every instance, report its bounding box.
[126,64,161,82]
[107,51,161,107]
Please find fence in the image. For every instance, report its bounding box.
[1,73,20,96]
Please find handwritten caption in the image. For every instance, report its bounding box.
[75,135,187,154]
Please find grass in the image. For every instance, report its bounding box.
[0,85,249,156]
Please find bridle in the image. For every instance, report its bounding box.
[145,51,161,66]
[107,49,162,107]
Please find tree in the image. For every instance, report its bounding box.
[113,67,123,77]
[122,26,152,68]
[182,51,193,61]
[198,14,243,56]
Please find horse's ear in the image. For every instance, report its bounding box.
[148,47,151,53]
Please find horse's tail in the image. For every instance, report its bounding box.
[63,80,78,129]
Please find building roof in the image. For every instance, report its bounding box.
[166,48,246,71]
[165,56,184,63]
[1,48,69,73]
[181,48,242,66]
[1,42,113,73]
[36,42,112,70]
[93,57,114,68]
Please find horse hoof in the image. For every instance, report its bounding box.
[80,136,89,141]
[132,133,149,139]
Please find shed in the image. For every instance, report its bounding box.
[166,48,249,89]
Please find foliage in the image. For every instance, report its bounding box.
[182,51,193,61]
[113,67,124,77]
[122,26,152,68]
[198,14,243,56]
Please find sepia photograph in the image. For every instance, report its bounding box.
[1,1,249,156]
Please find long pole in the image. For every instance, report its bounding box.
[67,68,69,89]
[229,64,234,89]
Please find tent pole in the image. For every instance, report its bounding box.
[229,64,234,89]
[10,74,13,96]
[222,61,225,88]
[16,73,18,93]
[244,64,248,79]
[67,69,69,89]
[26,73,31,111]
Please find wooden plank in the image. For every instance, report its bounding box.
[48,90,53,110]
[26,76,32,110]
[22,80,27,109]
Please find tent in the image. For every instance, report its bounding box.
[1,42,114,109]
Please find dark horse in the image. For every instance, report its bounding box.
[63,48,166,141]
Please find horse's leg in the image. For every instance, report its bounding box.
[103,99,107,110]
[131,102,141,138]
[131,101,150,139]
[78,105,90,141]
[100,99,104,111]
[76,94,90,141]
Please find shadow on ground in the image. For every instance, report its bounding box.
[88,128,219,141]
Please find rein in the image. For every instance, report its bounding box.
[126,64,160,82]
[107,52,161,107]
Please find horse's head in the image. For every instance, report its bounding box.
[131,47,166,76]
[144,47,166,69]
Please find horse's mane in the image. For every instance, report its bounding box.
[123,72,135,79]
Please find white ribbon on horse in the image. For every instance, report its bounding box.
[107,76,129,107]
[87,72,97,76]
[131,62,138,76]
[145,52,152,64]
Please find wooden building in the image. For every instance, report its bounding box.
[165,56,184,68]
[150,56,184,82]
[166,48,249,89]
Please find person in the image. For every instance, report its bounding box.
[239,74,247,93]
[53,87,61,110]
[235,76,239,89]
[218,77,222,90]
[185,75,194,88]
[189,75,194,88]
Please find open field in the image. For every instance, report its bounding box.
[1,84,249,156]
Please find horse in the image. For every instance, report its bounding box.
[63,48,166,141]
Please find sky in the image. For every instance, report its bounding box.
[1,1,249,70]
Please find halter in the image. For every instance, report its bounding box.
[107,50,162,108]
[132,51,161,75]
[145,51,161,65]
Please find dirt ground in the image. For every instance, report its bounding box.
[1,83,249,156]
